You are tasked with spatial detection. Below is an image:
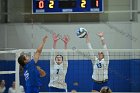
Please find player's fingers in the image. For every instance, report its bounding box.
[67,35,70,41]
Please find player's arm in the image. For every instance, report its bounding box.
[62,35,69,69]
[85,34,96,60]
[50,33,59,64]
[36,66,46,77]
[98,32,109,80]
[98,32,106,45]
[98,32,109,64]
[53,33,60,49]
[34,35,48,63]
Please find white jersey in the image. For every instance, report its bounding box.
[87,43,109,81]
[0,87,6,93]
[8,86,24,93]
[8,87,15,93]
[49,49,68,89]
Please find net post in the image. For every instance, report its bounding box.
[15,49,22,93]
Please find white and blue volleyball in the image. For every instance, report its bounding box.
[76,27,87,38]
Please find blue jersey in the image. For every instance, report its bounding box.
[24,59,41,87]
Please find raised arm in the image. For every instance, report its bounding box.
[53,33,60,49]
[34,35,48,63]
[62,35,70,69]
[85,34,96,60]
[86,33,93,49]
[50,33,59,61]
[97,32,106,46]
[63,35,69,49]
[98,32,109,79]
[97,32,109,64]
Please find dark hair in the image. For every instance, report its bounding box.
[0,80,5,84]
[0,80,2,84]
[100,86,112,93]
[55,55,63,61]
[18,55,26,67]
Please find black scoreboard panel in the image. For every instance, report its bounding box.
[58,1,76,8]
[33,0,103,14]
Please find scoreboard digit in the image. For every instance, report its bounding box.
[49,0,54,8]
[38,1,44,9]
[81,0,86,8]
[32,0,103,14]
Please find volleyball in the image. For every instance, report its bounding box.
[76,27,87,38]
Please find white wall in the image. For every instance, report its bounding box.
[131,0,140,48]
[0,22,137,49]
[0,25,5,48]
[107,0,131,21]
[138,0,140,22]
[132,23,140,49]
[0,0,1,22]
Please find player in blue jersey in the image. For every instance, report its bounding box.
[18,34,48,93]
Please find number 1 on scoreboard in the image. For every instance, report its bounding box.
[96,0,99,7]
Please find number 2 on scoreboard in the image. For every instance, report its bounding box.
[81,0,86,8]
[49,0,54,8]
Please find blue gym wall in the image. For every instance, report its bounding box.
[0,59,140,92]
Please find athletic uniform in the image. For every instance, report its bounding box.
[87,42,109,91]
[49,49,68,92]
[0,86,6,93]
[24,59,41,93]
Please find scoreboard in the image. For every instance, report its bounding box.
[32,0,103,14]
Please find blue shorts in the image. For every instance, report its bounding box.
[49,87,66,92]
[26,86,39,93]
[92,80,108,91]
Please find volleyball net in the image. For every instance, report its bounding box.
[0,49,140,92]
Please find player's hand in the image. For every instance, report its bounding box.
[52,33,59,43]
[97,32,104,37]
[63,35,70,45]
[36,66,46,77]
[42,35,48,43]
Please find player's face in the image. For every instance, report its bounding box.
[1,80,5,86]
[24,55,30,63]
[55,55,63,65]
[12,81,15,88]
[98,52,104,60]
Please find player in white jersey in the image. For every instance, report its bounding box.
[48,33,69,92]
[85,32,109,91]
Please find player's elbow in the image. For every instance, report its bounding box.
[36,49,42,54]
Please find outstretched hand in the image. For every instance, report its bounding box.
[52,33,59,43]
[42,35,48,43]
[97,32,104,37]
[63,35,70,45]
